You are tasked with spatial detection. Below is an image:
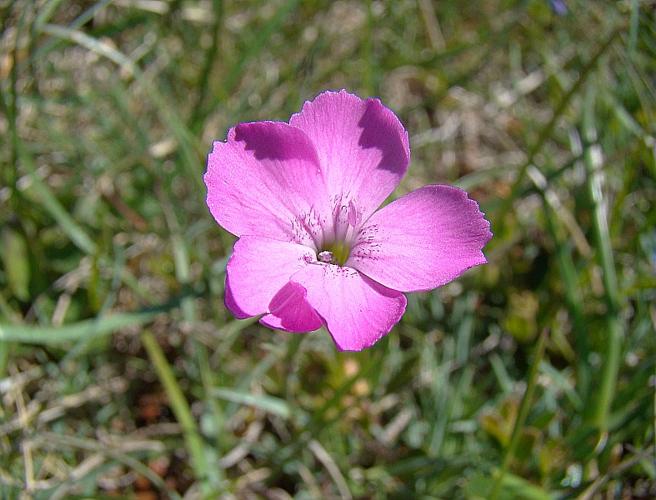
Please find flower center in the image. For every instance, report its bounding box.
[295,197,360,266]
[318,241,351,266]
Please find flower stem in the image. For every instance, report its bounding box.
[490,329,548,500]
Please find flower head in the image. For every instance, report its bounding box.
[204,90,492,351]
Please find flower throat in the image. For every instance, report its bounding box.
[318,240,351,266]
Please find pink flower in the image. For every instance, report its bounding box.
[204,90,492,351]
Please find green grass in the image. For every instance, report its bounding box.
[1,0,654,498]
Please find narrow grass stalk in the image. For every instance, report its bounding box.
[141,331,213,496]
[528,166,590,400]
[190,0,224,132]
[221,0,301,97]
[490,329,548,500]
[0,4,26,379]
[13,137,97,255]
[39,23,205,195]
[628,0,639,55]
[363,0,375,95]
[0,342,8,378]
[34,431,181,500]
[274,357,378,469]
[496,28,621,228]
[159,189,224,487]
[544,202,589,397]
[582,85,624,433]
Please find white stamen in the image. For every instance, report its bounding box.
[318,251,334,263]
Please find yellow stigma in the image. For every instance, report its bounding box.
[324,241,351,266]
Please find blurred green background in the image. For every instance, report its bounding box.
[1,0,654,498]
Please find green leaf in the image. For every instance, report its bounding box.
[0,308,166,344]
[467,471,553,500]
[1,228,30,301]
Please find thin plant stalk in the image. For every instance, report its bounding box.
[496,28,622,230]
[141,330,214,496]
[490,329,549,500]
[527,165,590,401]
[582,84,624,433]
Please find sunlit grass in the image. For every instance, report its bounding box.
[0,0,654,497]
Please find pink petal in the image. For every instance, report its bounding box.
[225,236,316,319]
[224,275,250,319]
[288,264,407,351]
[348,185,492,292]
[289,90,410,220]
[259,282,322,333]
[204,122,329,247]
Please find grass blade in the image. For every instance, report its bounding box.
[16,140,96,255]
[581,84,624,434]
[141,330,216,496]
[490,329,549,500]
[0,307,166,344]
[39,23,205,195]
[496,27,622,228]
[212,387,292,419]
